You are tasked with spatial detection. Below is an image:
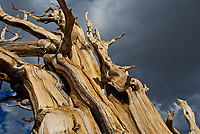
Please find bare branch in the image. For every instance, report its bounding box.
[7,30,24,41]
[177,99,200,134]
[122,65,137,72]
[56,0,76,56]
[21,117,35,123]
[12,4,38,20]
[86,11,135,92]
[0,25,7,41]
[36,0,75,55]
[50,31,63,36]
[0,96,23,103]
[166,110,180,134]
[108,32,126,46]
[0,39,57,57]
[85,11,93,33]
[5,101,32,111]
[0,26,24,42]
[51,3,60,8]
[0,5,60,41]
[36,5,65,31]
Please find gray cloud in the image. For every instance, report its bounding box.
[0,0,200,133]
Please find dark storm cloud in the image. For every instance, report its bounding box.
[0,0,199,133]
[115,0,200,105]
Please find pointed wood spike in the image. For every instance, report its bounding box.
[0,25,8,40]
[167,110,170,114]
[166,110,180,134]
[144,84,149,92]
[108,32,126,46]
[124,65,137,71]
[15,14,19,18]
[177,99,200,133]
[12,4,15,9]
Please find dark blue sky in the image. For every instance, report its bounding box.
[0,0,200,133]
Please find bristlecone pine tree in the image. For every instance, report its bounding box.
[0,1,199,134]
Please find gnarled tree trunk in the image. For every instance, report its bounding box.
[0,1,199,134]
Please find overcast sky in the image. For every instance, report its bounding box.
[0,0,200,133]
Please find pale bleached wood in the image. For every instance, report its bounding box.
[43,53,127,133]
[36,4,65,32]
[5,101,32,111]
[0,26,24,41]
[0,5,60,42]
[86,11,136,93]
[86,10,173,133]
[55,0,75,56]
[0,47,98,134]
[12,4,38,20]
[177,99,200,134]
[166,110,180,134]
[0,39,57,57]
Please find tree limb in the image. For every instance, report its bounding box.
[108,32,126,46]
[0,5,60,42]
[166,110,180,134]
[0,96,23,103]
[12,4,38,20]
[5,101,32,111]
[0,26,25,42]
[56,0,76,56]
[0,25,7,41]
[21,117,34,123]
[36,5,65,30]
[86,11,136,92]
[177,99,200,134]
[0,39,57,57]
